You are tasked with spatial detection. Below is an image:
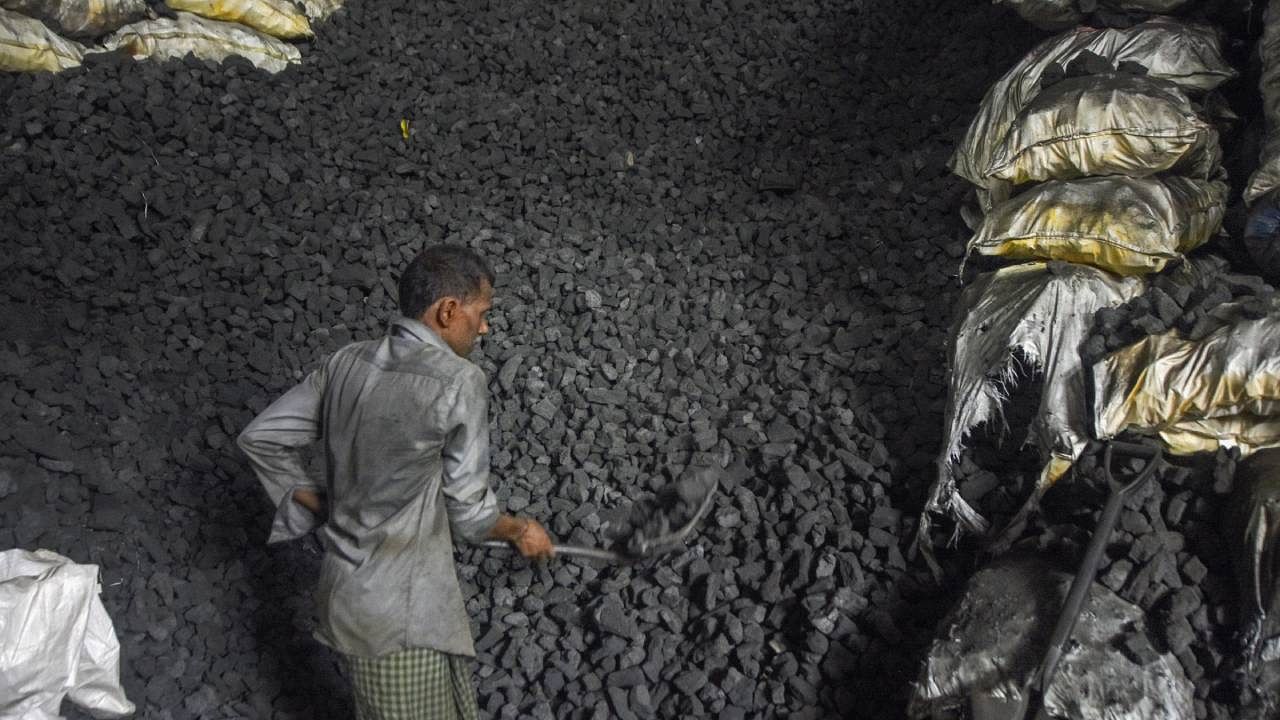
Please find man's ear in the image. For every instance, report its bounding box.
[435,297,459,327]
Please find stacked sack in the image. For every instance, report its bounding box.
[994,0,1199,31]
[1245,0,1280,284]
[919,17,1237,567]
[0,0,343,74]
[913,10,1279,717]
[928,4,1280,692]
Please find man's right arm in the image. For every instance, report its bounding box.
[237,365,328,543]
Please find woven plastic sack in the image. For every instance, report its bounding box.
[0,6,84,71]
[910,555,1193,720]
[298,0,340,21]
[0,549,135,719]
[165,0,311,40]
[103,12,300,73]
[1245,191,1280,285]
[1101,0,1194,9]
[0,0,144,38]
[1092,311,1280,457]
[918,263,1144,572]
[968,175,1226,275]
[996,0,1083,30]
[951,19,1234,191]
[1248,0,1280,204]
[987,72,1221,187]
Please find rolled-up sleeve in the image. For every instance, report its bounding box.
[237,365,328,544]
[440,365,500,543]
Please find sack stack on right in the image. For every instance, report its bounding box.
[920,15,1242,560]
[916,1,1280,713]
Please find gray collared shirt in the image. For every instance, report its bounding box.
[237,317,500,658]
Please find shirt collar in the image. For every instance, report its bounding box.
[389,316,452,352]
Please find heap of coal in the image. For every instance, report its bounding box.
[4,0,1262,719]
[1082,255,1278,366]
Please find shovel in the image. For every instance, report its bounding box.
[479,472,719,563]
[972,440,1182,720]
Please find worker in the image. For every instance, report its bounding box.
[237,245,554,720]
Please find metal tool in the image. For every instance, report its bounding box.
[479,474,718,563]
[975,440,1184,720]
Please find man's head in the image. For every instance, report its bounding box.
[398,245,495,357]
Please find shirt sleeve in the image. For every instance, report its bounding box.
[441,365,500,543]
[236,364,328,544]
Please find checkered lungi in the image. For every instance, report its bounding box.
[344,647,480,720]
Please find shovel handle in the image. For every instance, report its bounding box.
[478,540,628,563]
[1023,442,1165,720]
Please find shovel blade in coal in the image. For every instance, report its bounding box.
[480,465,719,564]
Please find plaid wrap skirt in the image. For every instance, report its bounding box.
[343,647,480,720]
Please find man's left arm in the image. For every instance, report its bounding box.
[237,365,328,543]
[440,365,502,543]
[442,366,553,559]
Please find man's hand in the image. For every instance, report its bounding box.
[293,488,326,518]
[513,518,554,560]
[489,514,554,560]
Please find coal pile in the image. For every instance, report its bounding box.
[1039,48,1155,90]
[1081,255,1279,366]
[0,0,1052,717]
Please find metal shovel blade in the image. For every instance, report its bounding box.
[481,467,719,564]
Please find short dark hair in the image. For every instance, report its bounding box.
[398,246,495,318]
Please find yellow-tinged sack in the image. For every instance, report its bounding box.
[917,262,1145,575]
[951,19,1234,191]
[1093,311,1280,457]
[165,0,309,40]
[103,12,300,73]
[994,0,1082,31]
[987,72,1221,187]
[0,6,83,71]
[1248,0,1280,204]
[297,0,340,22]
[1106,0,1193,9]
[968,175,1226,275]
[0,0,144,38]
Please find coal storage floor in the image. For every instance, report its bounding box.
[0,0,1047,718]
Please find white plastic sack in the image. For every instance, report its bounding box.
[0,549,134,720]
[995,0,1083,31]
[102,12,300,73]
[1101,0,1194,11]
[0,6,84,72]
[1092,310,1280,457]
[910,555,1193,720]
[987,72,1221,187]
[297,0,341,21]
[165,0,312,40]
[918,263,1144,572]
[0,0,145,38]
[1248,0,1280,204]
[951,19,1234,193]
[968,175,1226,275]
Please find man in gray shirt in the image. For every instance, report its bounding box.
[237,245,553,720]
